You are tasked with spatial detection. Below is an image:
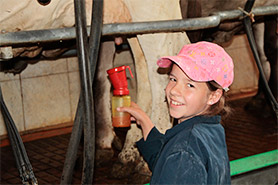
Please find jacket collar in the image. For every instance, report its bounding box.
[164,115,221,141]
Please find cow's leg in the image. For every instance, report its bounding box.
[264,15,278,101]
[110,37,153,182]
[117,38,152,166]
[180,0,203,43]
[112,1,190,183]
[94,41,115,164]
[245,22,269,114]
[245,19,277,117]
[253,22,271,81]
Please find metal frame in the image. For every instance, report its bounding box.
[0,5,277,46]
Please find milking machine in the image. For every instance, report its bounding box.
[0,85,38,185]
[242,0,278,118]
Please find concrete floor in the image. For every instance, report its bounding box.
[1,97,277,184]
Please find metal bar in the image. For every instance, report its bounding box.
[103,15,220,35]
[216,4,278,21]
[0,5,277,46]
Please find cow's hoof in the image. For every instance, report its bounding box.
[128,173,151,184]
[245,96,273,118]
[95,148,114,167]
[110,161,136,178]
[129,160,151,184]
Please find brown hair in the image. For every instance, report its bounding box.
[204,81,232,119]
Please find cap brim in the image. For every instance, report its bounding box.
[157,56,179,68]
[157,56,213,83]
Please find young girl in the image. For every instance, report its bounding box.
[118,41,234,184]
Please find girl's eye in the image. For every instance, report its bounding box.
[169,77,176,82]
[187,83,194,88]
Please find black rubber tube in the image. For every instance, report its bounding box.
[88,0,103,78]
[60,97,84,184]
[0,106,23,179]
[73,0,95,184]
[243,0,278,117]
[60,0,103,184]
[0,85,37,184]
[1,86,27,184]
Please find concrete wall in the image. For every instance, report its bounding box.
[0,34,259,138]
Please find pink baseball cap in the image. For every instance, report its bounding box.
[157,41,234,91]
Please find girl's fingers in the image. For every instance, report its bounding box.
[117,101,138,114]
[130,101,139,107]
[116,107,123,112]
[116,102,146,124]
[116,106,132,113]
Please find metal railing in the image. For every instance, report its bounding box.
[0,5,277,46]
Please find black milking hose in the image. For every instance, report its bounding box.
[243,0,278,118]
[0,96,23,180]
[0,85,38,184]
[81,0,103,183]
[61,0,103,184]
[73,0,95,184]
[88,0,103,79]
[60,97,84,184]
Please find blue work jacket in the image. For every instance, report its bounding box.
[136,115,231,185]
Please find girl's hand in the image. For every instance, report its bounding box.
[117,102,154,140]
[117,102,149,126]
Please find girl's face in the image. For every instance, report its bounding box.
[165,64,214,123]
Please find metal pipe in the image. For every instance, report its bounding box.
[0,5,277,46]
[216,4,278,21]
[103,15,220,35]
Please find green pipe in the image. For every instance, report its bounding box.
[230,149,278,176]
[144,149,278,184]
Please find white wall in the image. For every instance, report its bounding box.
[0,57,80,137]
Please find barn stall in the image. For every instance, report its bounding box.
[0,0,277,184]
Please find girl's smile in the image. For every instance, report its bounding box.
[170,99,184,106]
